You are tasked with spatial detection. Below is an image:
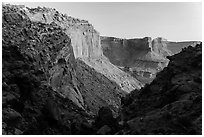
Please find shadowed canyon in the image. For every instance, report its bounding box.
[2,4,202,135]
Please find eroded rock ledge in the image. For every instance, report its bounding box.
[2,4,127,134]
[101,36,171,84]
[17,4,142,93]
[101,36,200,85]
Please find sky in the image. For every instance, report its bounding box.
[8,2,202,41]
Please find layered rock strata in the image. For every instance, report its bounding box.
[101,36,171,84]
[20,5,142,92]
[2,4,129,134]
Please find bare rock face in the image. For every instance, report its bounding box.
[101,36,171,85]
[20,5,142,93]
[23,6,103,59]
[2,5,134,135]
[3,4,85,109]
[152,37,173,57]
[2,4,95,134]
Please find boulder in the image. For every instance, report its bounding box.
[97,125,111,135]
[3,108,22,125]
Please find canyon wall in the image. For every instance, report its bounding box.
[101,36,201,85]
[21,5,142,92]
[24,6,103,59]
[2,4,139,124]
[101,36,171,84]
[152,37,172,57]
[3,4,85,109]
[2,4,130,134]
[3,4,90,134]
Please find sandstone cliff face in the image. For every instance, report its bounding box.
[101,36,171,84]
[3,4,86,109]
[2,4,93,134]
[152,37,173,57]
[23,6,103,59]
[3,3,131,119]
[20,5,142,93]
[3,5,135,133]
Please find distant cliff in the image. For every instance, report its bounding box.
[152,37,172,57]
[101,36,171,84]
[101,36,200,85]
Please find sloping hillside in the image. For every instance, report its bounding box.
[2,4,90,134]
[76,59,126,115]
[117,43,202,135]
[2,4,126,134]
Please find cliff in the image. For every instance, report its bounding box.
[101,36,171,84]
[101,36,200,86]
[19,5,142,92]
[2,4,127,134]
[24,6,103,59]
[2,4,89,134]
[152,37,173,57]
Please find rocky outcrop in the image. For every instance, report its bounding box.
[23,6,103,59]
[101,36,201,86]
[3,4,85,109]
[152,37,172,57]
[2,4,127,134]
[118,43,202,134]
[94,107,119,134]
[101,36,171,85]
[2,4,94,134]
[17,5,142,93]
[2,3,202,135]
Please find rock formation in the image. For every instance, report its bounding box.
[3,4,85,109]
[3,4,90,134]
[2,3,202,135]
[101,36,201,85]
[24,6,103,59]
[20,5,142,93]
[101,36,171,84]
[117,43,202,134]
[2,4,126,134]
[152,37,172,57]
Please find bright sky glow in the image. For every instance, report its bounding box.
[9,2,202,41]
